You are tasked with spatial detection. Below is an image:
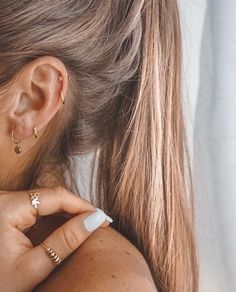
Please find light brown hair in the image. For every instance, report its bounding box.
[0,1,198,291]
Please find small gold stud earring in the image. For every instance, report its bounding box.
[33,125,38,139]
[11,129,22,154]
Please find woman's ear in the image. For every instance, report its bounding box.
[7,56,69,140]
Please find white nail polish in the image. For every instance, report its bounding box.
[96,208,113,223]
[83,209,106,232]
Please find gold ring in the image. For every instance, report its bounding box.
[40,242,63,266]
[28,192,40,215]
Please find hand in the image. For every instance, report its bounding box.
[0,186,112,292]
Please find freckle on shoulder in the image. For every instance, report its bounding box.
[35,226,156,292]
[79,226,143,258]
[77,226,155,278]
[70,226,156,288]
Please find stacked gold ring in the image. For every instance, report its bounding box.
[28,191,63,266]
[40,242,63,266]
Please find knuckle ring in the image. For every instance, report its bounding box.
[40,242,63,266]
[28,192,40,214]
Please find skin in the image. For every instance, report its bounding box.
[34,225,157,292]
[0,56,157,291]
[0,186,111,291]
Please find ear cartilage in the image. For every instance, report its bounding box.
[58,75,63,82]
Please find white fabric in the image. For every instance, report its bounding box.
[179,1,236,291]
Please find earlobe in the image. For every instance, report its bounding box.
[8,56,68,142]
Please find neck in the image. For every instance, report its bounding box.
[0,139,37,191]
[0,155,26,191]
[0,157,67,192]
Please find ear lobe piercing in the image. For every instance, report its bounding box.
[11,129,22,154]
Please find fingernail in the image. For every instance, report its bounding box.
[96,208,113,223]
[83,209,106,232]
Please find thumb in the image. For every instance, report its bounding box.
[19,208,113,288]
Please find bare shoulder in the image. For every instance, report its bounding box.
[35,226,157,292]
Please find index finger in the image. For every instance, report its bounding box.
[6,186,96,231]
[30,186,95,216]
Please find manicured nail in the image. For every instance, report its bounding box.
[83,209,106,232]
[96,208,113,223]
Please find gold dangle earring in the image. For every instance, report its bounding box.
[11,129,22,154]
[58,75,65,104]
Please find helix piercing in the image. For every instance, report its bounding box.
[11,129,22,154]
[58,75,65,104]
[60,91,65,104]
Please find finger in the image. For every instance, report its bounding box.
[55,210,111,229]
[5,186,96,231]
[19,208,112,285]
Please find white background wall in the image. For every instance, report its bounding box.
[180,1,236,291]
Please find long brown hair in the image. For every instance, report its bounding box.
[0,1,198,291]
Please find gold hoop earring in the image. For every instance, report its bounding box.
[60,91,65,104]
[33,126,38,139]
[58,75,65,104]
[11,129,22,154]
